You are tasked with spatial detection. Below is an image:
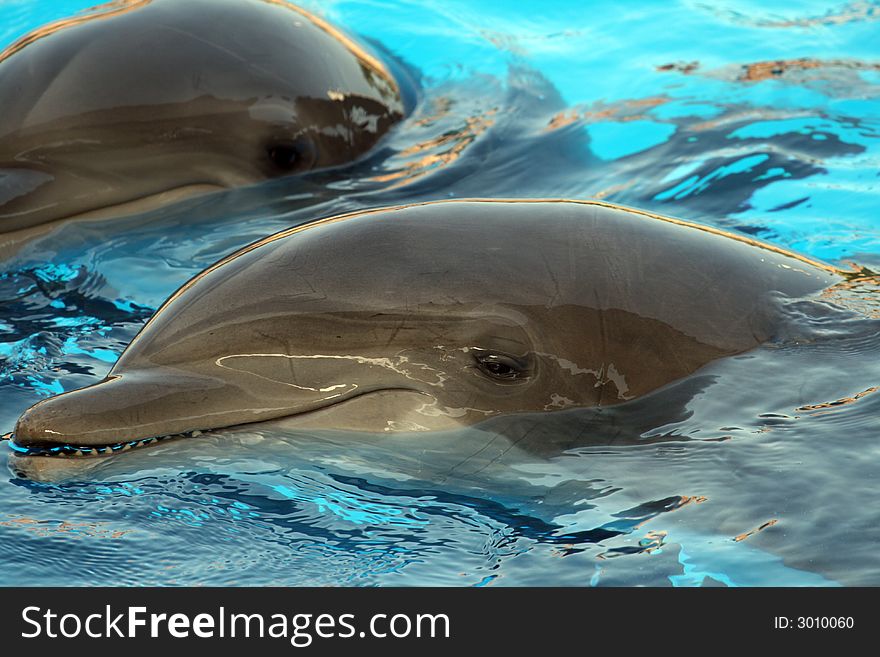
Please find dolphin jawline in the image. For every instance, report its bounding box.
[0,183,229,258]
[5,386,427,459]
[61,183,228,222]
[6,430,195,458]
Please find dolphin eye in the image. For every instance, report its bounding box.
[473,351,530,382]
[267,137,317,172]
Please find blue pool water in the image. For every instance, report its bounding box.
[1,0,879,586]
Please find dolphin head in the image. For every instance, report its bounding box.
[11,200,841,462]
[0,0,404,231]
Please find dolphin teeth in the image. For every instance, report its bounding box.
[6,428,208,459]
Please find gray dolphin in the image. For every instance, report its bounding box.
[8,199,844,478]
[0,0,404,240]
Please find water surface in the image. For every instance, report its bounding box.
[1,0,879,586]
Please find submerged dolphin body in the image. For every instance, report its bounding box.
[0,0,404,237]
[8,199,843,478]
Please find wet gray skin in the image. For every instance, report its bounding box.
[0,0,404,234]
[9,199,844,478]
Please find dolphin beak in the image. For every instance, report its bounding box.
[12,362,467,458]
[12,372,252,451]
[11,365,444,456]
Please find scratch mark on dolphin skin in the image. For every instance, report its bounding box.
[541,253,561,308]
[440,430,507,481]
[467,423,541,477]
[384,314,409,348]
[216,354,352,393]
[156,24,295,89]
[593,288,610,404]
[0,201,60,218]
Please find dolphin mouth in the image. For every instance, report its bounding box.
[63,184,227,222]
[5,429,203,458]
[0,182,228,235]
[6,386,430,460]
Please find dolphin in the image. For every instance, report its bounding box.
[0,0,405,241]
[6,198,844,477]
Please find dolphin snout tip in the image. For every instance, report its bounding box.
[12,374,229,452]
[12,383,117,448]
[13,397,70,447]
